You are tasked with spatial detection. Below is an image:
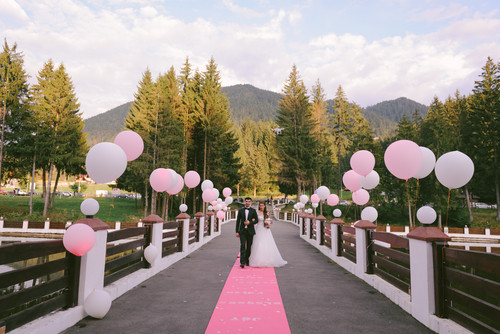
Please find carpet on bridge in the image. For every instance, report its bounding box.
[205,259,291,334]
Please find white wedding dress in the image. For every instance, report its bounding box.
[249,213,287,267]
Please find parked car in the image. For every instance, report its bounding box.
[339,200,351,206]
[475,202,490,209]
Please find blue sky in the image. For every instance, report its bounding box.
[2,0,500,118]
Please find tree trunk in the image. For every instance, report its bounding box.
[465,186,473,222]
[192,188,197,215]
[0,103,6,190]
[49,168,61,208]
[29,153,36,215]
[253,186,256,198]
[495,147,500,221]
[42,167,46,198]
[144,181,149,218]
[43,163,54,217]
[151,189,157,215]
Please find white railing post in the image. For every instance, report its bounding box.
[142,214,164,268]
[299,214,304,236]
[115,221,121,230]
[195,212,204,244]
[407,226,450,327]
[22,219,29,231]
[0,217,3,230]
[77,218,110,306]
[44,218,50,230]
[207,212,215,236]
[177,213,191,253]
[316,216,326,247]
[386,224,390,232]
[353,220,376,277]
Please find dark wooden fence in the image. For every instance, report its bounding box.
[435,246,500,334]
[162,221,181,257]
[310,218,316,241]
[104,227,148,286]
[320,220,331,248]
[340,225,356,263]
[369,231,410,294]
[188,219,199,245]
[204,215,210,237]
[301,216,306,235]
[0,240,79,332]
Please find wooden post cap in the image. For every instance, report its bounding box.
[330,218,344,224]
[142,214,164,224]
[74,218,109,231]
[353,220,377,229]
[407,226,451,242]
[316,215,326,221]
[176,212,191,219]
[194,212,204,217]
[206,211,215,216]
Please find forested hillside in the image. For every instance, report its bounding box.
[83,86,428,142]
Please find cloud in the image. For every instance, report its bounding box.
[222,0,267,18]
[415,3,470,22]
[0,0,30,24]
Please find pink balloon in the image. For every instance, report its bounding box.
[221,202,227,209]
[217,210,225,220]
[327,194,339,206]
[63,224,96,256]
[184,170,200,188]
[211,200,218,207]
[384,140,423,180]
[343,170,362,192]
[150,168,173,192]
[114,130,144,161]
[202,189,216,203]
[222,187,232,198]
[350,150,375,176]
[167,174,184,195]
[352,189,370,205]
[311,194,320,203]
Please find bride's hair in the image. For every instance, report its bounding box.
[258,200,268,218]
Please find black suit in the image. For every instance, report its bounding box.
[236,206,258,266]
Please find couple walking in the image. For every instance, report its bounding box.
[235,197,287,268]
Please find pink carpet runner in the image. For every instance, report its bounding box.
[205,260,291,334]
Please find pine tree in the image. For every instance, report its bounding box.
[275,65,317,196]
[0,40,30,188]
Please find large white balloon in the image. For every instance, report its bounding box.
[361,206,378,222]
[417,206,437,224]
[86,142,127,184]
[225,196,233,205]
[316,186,330,201]
[179,204,188,212]
[212,188,220,200]
[84,289,112,319]
[299,195,308,204]
[360,170,380,190]
[414,147,436,179]
[201,179,214,191]
[333,209,342,218]
[435,151,474,189]
[80,199,99,216]
[312,202,319,208]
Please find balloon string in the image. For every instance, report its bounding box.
[445,189,451,227]
[405,179,412,228]
[414,179,420,227]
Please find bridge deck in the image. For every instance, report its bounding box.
[62,219,432,334]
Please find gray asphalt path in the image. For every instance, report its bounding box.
[62,218,432,334]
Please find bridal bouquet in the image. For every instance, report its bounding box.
[264,218,273,229]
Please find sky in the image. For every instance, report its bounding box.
[2,0,500,119]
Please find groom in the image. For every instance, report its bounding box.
[236,197,258,268]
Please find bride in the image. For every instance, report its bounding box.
[249,200,287,267]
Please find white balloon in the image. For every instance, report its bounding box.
[312,202,319,208]
[217,198,223,204]
[212,188,220,200]
[80,199,99,216]
[316,186,330,201]
[333,209,342,218]
[361,206,378,222]
[179,204,188,212]
[84,289,112,319]
[86,142,127,184]
[307,208,313,214]
[435,151,474,189]
[414,147,436,179]
[360,170,380,190]
[201,179,213,191]
[215,204,222,211]
[299,195,308,204]
[208,205,213,211]
[225,196,233,205]
[144,244,158,264]
[417,206,437,224]
[166,170,181,191]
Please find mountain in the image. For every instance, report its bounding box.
[221,84,281,123]
[83,86,428,143]
[83,102,131,145]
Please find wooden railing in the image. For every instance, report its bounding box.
[321,221,331,248]
[340,225,356,263]
[188,218,199,245]
[0,240,79,332]
[310,218,316,240]
[434,246,500,333]
[162,221,181,257]
[369,231,410,294]
[204,215,210,237]
[104,227,148,286]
